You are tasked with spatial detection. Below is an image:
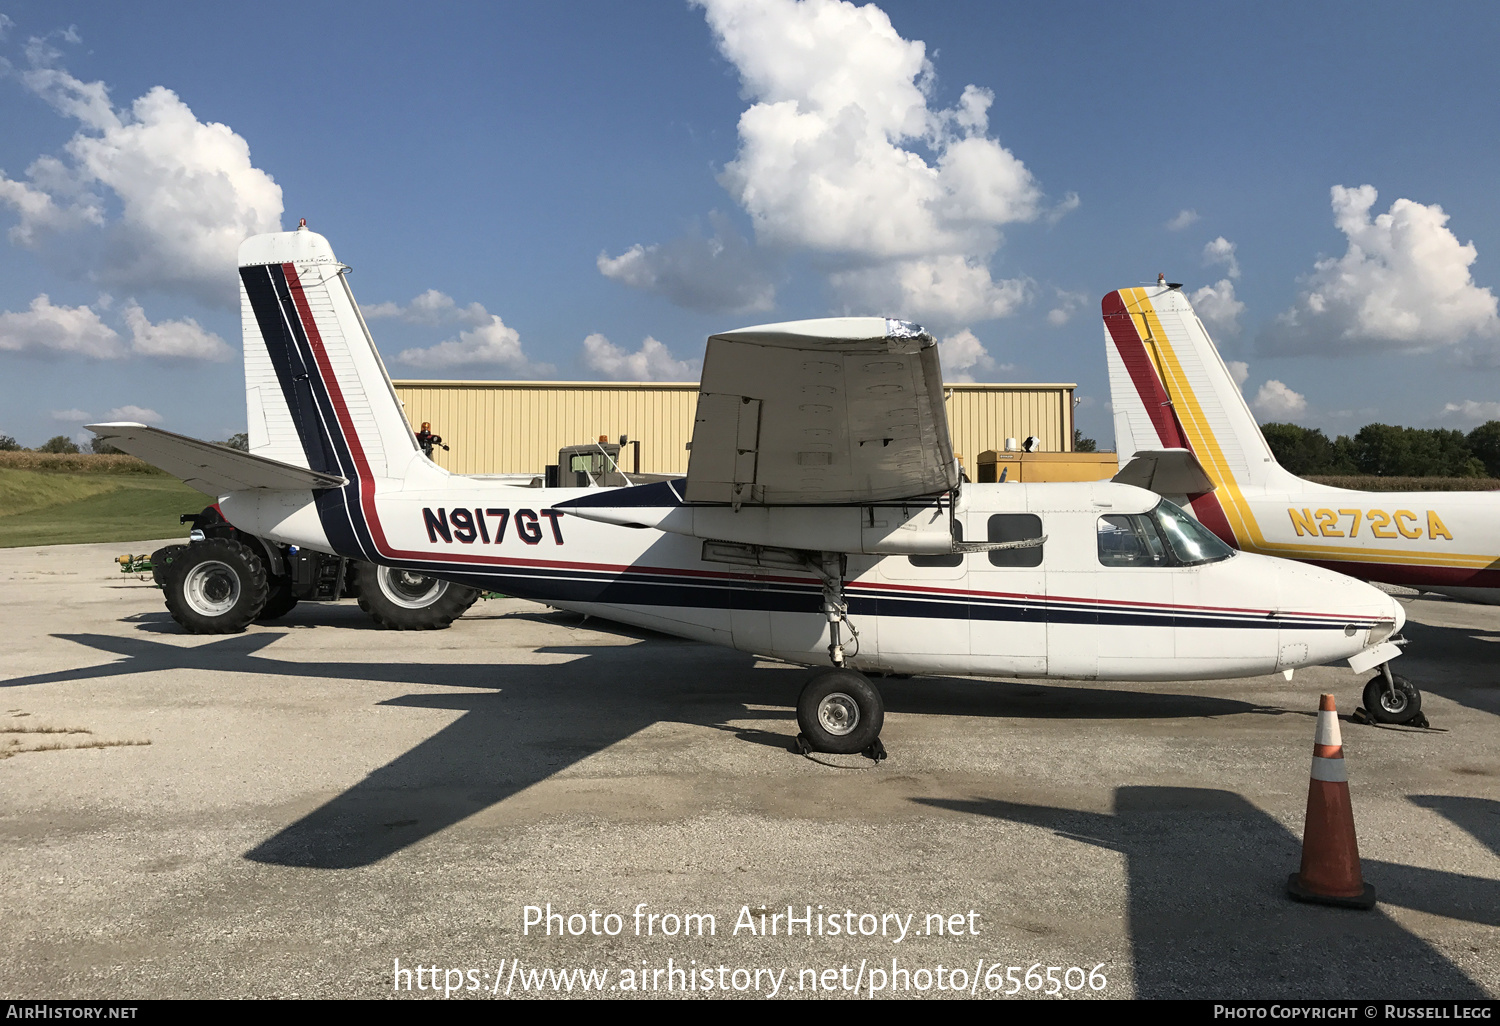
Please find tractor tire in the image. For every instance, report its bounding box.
[257,577,299,620]
[149,544,189,587]
[163,538,268,634]
[353,562,480,630]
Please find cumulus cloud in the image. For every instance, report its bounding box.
[106,404,162,424]
[1190,278,1245,337]
[394,306,553,376]
[1441,399,1500,427]
[1265,185,1500,356]
[0,292,233,362]
[581,334,699,381]
[937,328,1012,383]
[0,38,282,307]
[122,301,232,360]
[605,0,1055,326]
[1202,236,1239,279]
[598,212,775,314]
[1226,360,1249,388]
[363,289,491,328]
[1166,209,1199,231]
[1251,380,1306,420]
[0,294,123,358]
[829,257,1031,325]
[1045,192,1080,226]
[1045,288,1088,326]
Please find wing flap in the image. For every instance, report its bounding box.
[87,423,348,496]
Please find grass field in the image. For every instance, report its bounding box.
[0,455,204,548]
[1305,475,1500,491]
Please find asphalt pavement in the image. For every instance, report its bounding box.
[2,541,1496,999]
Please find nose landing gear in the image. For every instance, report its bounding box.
[1360,662,1427,727]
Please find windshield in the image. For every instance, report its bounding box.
[1150,499,1235,566]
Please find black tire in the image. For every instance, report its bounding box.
[353,562,480,630]
[149,544,189,587]
[257,578,299,620]
[796,669,884,754]
[1363,673,1422,724]
[163,538,268,634]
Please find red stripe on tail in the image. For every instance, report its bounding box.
[1102,291,1239,548]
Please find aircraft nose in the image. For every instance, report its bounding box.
[1389,588,1407,635]
[1274,559,1403,646]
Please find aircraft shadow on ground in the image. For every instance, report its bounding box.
[1408,794,1500,858]
[9,629,1283,871]
[914,787,1494,999]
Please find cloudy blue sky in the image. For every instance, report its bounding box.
[3,0,1499,449]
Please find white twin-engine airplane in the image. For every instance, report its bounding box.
[1102,282,1499,724]
[90,227,1408,759]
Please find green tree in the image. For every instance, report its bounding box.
[1072,427,1097,452]
[221,432,249,451]
[1466,420,1500,477]
[1264,423,1331,474]
[90,436,122,454]
[37,435,81,454]
[0,434,21,451]
[1349,424,1481,477]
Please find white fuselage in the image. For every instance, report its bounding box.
[1197,477,1500,604]
[221,477,1403,682]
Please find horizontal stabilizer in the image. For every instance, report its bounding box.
[87,423,348,496]
[1112,448,1215,495]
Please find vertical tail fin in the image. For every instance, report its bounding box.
[1103,285,1302,495]
[239,226,423,485]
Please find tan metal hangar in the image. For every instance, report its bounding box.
[391,378,1100,479]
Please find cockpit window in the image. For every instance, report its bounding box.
[1150,498,1235,565]
[1097,514,1170,567]
[1098,499,1235,568]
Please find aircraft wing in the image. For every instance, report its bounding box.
[1112,448,1216,495]
[683,317,957,505]
[87,422,348,496]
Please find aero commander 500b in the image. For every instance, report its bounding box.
[90,226,1408,759]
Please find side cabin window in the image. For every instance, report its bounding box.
[987,514,1043,567]
[909,521,962,567]
[1098,500,1235,568]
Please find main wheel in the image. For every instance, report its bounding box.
[796,669,884,754]
[354,562,480,630]
[163,539,268,634]
[1363,673,1422,724]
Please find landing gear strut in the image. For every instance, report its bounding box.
[792,553,886,761]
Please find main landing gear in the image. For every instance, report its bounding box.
[791,552,888,763]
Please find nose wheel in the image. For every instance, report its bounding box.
[794,668,887,762]
[1361,665,1425,726]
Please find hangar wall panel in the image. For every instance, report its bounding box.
[392,380,1076,476]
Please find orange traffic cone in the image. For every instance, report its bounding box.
[1287,694,1377,909]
